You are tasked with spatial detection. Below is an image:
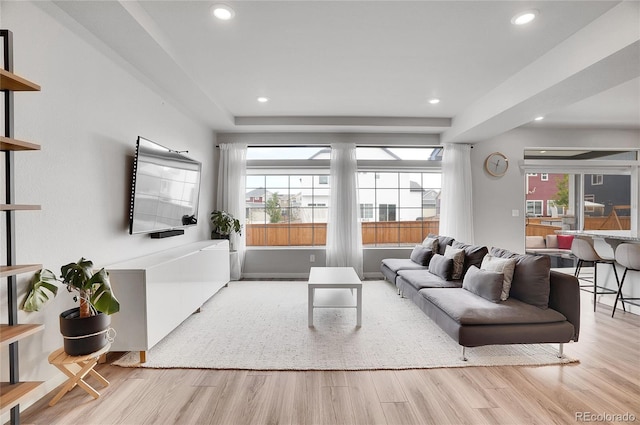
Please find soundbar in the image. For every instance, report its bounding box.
[149,229,184,239]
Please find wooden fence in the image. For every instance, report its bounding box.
[525,217,630,237]
[246,219,440,246]
[247,215,630,246]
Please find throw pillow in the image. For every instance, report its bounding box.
[557,235,574,250]
[462,266,504,303]
[428,234,455,255]
[444,245,465,280]
[422,237,439,252]
[452,241,488,278]
[428,254,454,281]
[409,245,433,266]
[509,254,551,309]
[480,254,517,301]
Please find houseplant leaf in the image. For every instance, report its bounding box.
[22,269,59,312]
[60,258,94,291]
[87,268,120,315]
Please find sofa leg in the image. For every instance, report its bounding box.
[461,346,467,361]
[557,343,564,359]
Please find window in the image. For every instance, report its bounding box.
[245,145,443,247]
[359,203,373,220]
[526,200,543,216]
[379,204,397,221]
[522,149,637,234]
[246,146,330,247]
[591,174,603,185]
[358,170,442,246]
[541,173,548,181]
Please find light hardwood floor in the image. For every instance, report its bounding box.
[21,290,640,425]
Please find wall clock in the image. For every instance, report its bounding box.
[484,152,509,177]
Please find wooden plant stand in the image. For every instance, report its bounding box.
[47,344,111,406]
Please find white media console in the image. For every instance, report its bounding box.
[107,240,230,362]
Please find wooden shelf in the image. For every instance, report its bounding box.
[0,204,41,211]
[0,324,44,347]
[0,264,42,278]
[0,69,40,91]
[0,382,44,415]
[0,136,41,151]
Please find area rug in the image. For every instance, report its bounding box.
[113,280,578,370]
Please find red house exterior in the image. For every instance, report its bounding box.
[525,173,565,216]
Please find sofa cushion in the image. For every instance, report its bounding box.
[480,255,517,301]
[428,254,454,281]
[462,266,503,303]
[397,269,462,291]
[419,288,567,326]
[381,258,429,273]
[490,247,551,309]
[444,245,465,280]
[452,241,488,278]
[557,235,574,250]
[410,245,433,266]
[545,234,559,249]
[526,236,545,249]
[422,237,439,253]
[428,234,455,255]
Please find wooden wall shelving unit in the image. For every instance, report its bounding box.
[1,29,44,424]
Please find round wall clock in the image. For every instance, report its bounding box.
[484,152,509,177]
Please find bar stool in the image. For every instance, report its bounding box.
[612,243,640,317]
[571,238,620,312]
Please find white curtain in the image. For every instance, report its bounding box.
[217,143,247,277]
[326,143,364,278]
[439,143,474,243]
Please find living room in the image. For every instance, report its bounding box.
[1,1,639,424]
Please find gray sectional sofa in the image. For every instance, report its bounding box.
[381,235,581,360]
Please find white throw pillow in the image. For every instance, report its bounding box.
[480,254,517,300]
[444,245,465,280]
[422,237,439,253]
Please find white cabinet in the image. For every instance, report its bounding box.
[107,240,230,361]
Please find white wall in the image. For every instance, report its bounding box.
[0,0,216,412]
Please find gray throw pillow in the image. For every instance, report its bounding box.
[428,254,454,281]
[462,266,504,303]
[489,247,551,309]
[444,245,465,280]
[428,234,455,255]
[510,254,551,309]
[452,241,488,277]
[410,245,433,266]
[422,237,439,253]
[481,254,517,301]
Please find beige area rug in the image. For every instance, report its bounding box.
[113,281,578,370]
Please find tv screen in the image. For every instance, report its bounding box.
[129,136,202,235]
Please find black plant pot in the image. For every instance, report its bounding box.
[59,307,110,356]
[211,232,230,240]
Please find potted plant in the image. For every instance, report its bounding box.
[210,210,242,241]
[22,258,120,356]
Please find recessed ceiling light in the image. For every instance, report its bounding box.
[211,4,235,20]
[511,10,538,26]
[257,97,269,103]
[428,98,440,105]
[534,116,545,121]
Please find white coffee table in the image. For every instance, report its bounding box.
[308,267,362,327]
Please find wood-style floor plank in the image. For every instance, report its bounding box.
[20,292,640,425]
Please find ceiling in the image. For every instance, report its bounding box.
[43,1,640,141]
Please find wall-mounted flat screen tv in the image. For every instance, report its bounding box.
[129,136,202,236]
